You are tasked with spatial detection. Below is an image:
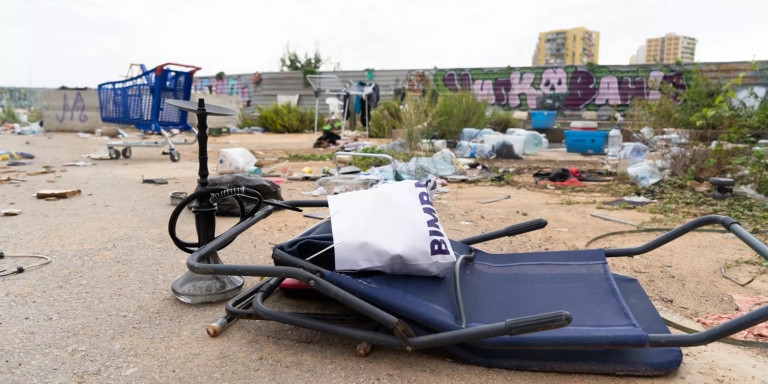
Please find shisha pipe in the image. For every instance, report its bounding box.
[166,98,244,304]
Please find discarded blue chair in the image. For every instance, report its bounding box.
[180,198,768,376]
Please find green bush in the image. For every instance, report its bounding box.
[369,100,402,138]
[1,103,20,124]
[487,110,523,131]
[237,110,258,129]
[430,91,489,140]
[256,103,315,133]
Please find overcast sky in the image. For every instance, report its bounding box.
[3,0,767,88]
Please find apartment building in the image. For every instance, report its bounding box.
[644,33,697,64]
[532,27,600,66]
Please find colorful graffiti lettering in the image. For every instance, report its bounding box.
[0,88,33,109]
[436,66,687,111]
[56,91,88,124]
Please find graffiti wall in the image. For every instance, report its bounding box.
[0,88,42,109]
[435,66,687,112]
[42,90,103,132]
[188,61,766,117]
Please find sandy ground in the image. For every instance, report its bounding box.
[1,130,767,383]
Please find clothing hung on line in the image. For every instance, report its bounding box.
[355,82,380,127]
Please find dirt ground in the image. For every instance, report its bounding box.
[1,130,767,383]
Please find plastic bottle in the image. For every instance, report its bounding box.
[606,126,622,159]
[627,160,662,187]
[617,142,650,174]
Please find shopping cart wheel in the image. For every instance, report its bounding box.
[121,147,132,159]
[169,151,180,162]
[108,148,121,160]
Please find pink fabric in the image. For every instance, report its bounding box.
[695,294,768,341]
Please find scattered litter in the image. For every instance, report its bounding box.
[217,148,257,175]
[602,196,656,208]
[303,212,329,220]
[1,209,22,216]
[617,143,650,174]
[84,147,111,160]
[316,175,381,194]
[455,141,495,159]
[460,127,497,142]
[338,165,362,175]
[261,161,289,175]
[142,176,168,185]
[341,141,372,152]
[288,173,324,181]
[11,122,44,135]
[459,221,473,225]
[393,149,458,180]
[696,294,768,341]
[736,184,766,201]
[77,132,92,139]
[687,180,713,193]
[627,160,663,187]
[170,191,187,206]
[377,138,409,152]
[36,189,81,199]
[62,161,95,167]
[26,168,56,176]
[0,151,35,161]
[302,186,328,196]
[0,252,51,277]
[533,168,585,187]
[0,176,25,183]
[720,266,757,287]
[478,195,510,204]
[590,213,639,227]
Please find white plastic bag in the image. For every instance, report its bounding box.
[217,148,257,174]
[627,160,662,187]
[327,179,456,276]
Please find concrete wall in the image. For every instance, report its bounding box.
[42,89,103,132]
[191,61,768,118]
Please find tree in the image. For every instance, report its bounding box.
[279,43,323,72]
[279,43,333,85]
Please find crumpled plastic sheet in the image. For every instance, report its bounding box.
[695,293,768,341]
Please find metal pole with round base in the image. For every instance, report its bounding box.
[167,98,244,304]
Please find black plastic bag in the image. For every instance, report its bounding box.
[191,174,283,216]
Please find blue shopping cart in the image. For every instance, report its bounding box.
[98,63,201,162]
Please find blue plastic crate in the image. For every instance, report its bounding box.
[530,110,557,129]
[565,130,608,155]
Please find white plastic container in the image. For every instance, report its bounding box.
[483,135,526,158]
[503,130,545,155]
